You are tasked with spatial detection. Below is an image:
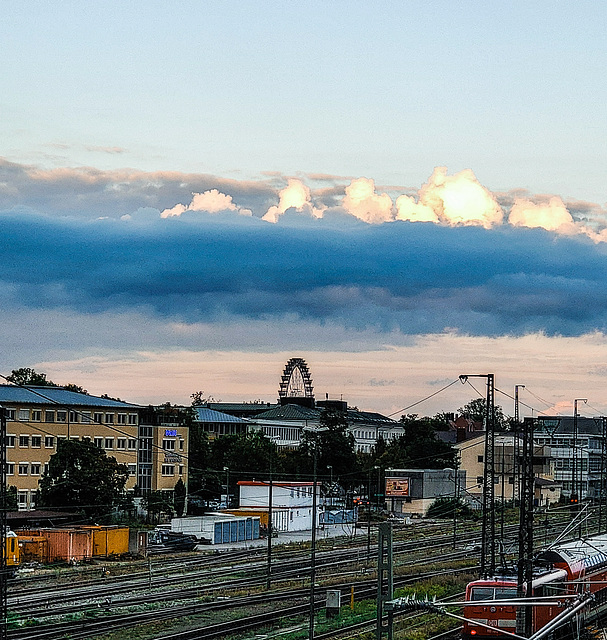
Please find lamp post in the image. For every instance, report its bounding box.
[223,466,230,508]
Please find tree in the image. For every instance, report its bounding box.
[458,398,509,429]
[6,367,56,386]
[295,410,360,488]
[376,414,455,469]
[63,383,88,394]
[190,391,216,406]
[426,497,473,519]
[6,486,17,511]
[174,479,187,517]
[38,440,129,520]
[142,490,174,524]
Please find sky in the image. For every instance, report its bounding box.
[1,2,607,418]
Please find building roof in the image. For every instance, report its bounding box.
[254,403,321,421]
[536,416,603,436]
[347,409,398,425]
[205,402,279,417]
[0,385,140,408]
[193,407,249,423]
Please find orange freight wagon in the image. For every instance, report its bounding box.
[80,526,130,558]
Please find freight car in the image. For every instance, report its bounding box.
[462,533,607,638]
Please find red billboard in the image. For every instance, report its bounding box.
[385,477,409,497]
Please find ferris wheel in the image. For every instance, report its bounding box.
[278,357,314,400]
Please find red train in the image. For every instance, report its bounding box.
[462,533,607,638]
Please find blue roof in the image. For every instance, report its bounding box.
[194,407,248,423]
[0,385,140,409]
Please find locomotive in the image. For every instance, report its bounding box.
[462,533,607,638]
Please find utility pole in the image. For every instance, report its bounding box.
[376,522,394,640]
[572,398,587,508]
[460,374,495,576]
[517,417,534,638]
[452,454,460,549]
[513,384,524,506]
[309,440,318,640]
[0,406,7,640]
[266,471,273,590]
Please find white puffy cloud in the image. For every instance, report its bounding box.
[509,196,577,234]
[396,167,503,228]
[161,189,252,218]
[342,177,394,224]
[262,179,325,223]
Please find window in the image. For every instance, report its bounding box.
[94,412,103,424]
[162,439,176,450]
[31,410,42,421]
[69,411,78,423]
[179,465,184,476]
[6,463,14,475]
[476,476,484,485]
[44,463,49,474]
[18,492,27,506]
[128,464,137,476]
[5,409,16,420]
[94,437,103,448]
[117,414,127,425]
[44,411,55,423]
[18,463,28,475]
[80,412,91,424]
[6,435,15,448]
[31,436,41,448]
[105,413,114,424]
[82,436,90,443]
[104,438,114,449]
[179,440,184,450]
[30,464,41,476]
[161,465,175,476]
[70,435,79,441]
[128,414,138,425]
[128,439,137,450]
[477,455,484,463]
[45,436,55,448]
[19,435,29,447]
[116,438,126,450]
[56,411,67,423]
[18,409,29,421]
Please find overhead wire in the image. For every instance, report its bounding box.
[387,378,460,417]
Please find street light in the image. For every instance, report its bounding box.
[223,466,229,508]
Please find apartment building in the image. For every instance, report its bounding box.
[0,386,188,509]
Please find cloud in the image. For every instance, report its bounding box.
[161,189,252,218]
[2,208,607,339]
[262,179,325,223]
[396,167,503,228]
[342,177,394,224]
[509,196,577,233]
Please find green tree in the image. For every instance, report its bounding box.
[142,490,174,524]
[6,367,56,386]
[377,414,455,469]
[458,398,509,429]
[295,410,360,488]
[38,440,129,520]
[174,479,187,517]
[6,486,17,511]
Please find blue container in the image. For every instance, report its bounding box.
[252,518,260,540]
[245,518,252,540]
[222,522,230,543]
[230,520,238,542]
[213,522,222,545]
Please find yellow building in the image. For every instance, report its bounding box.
[0,385,188,510]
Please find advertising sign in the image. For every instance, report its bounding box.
[385,477,409,497]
